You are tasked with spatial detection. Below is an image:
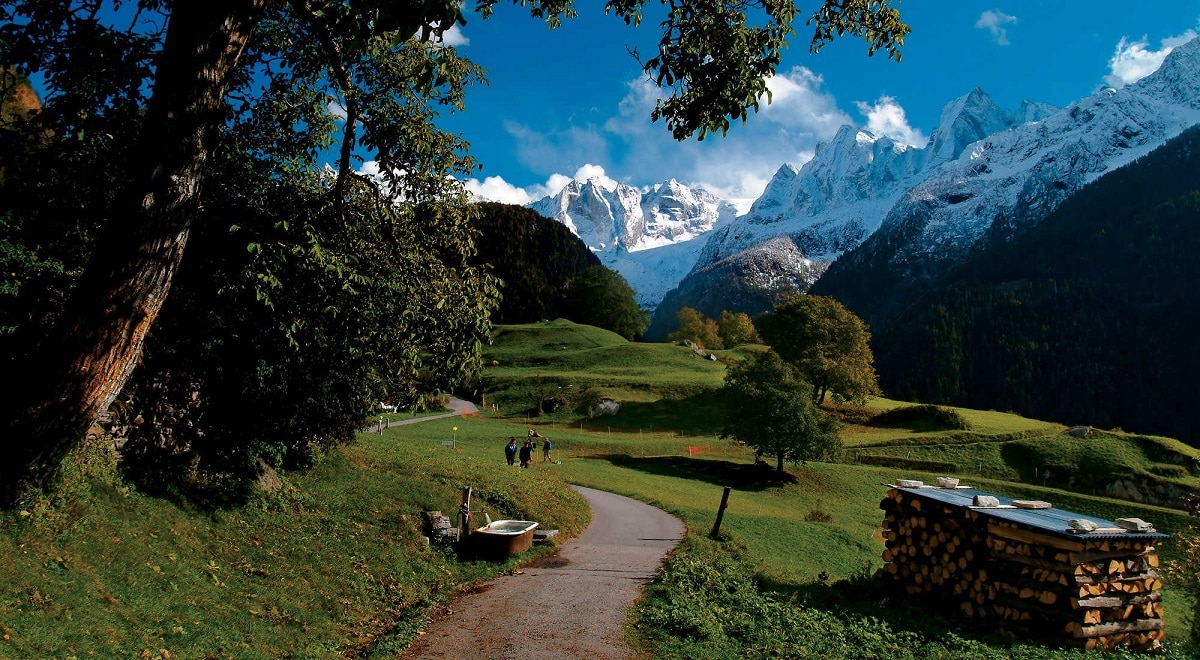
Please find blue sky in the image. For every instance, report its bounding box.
[422,1,1200,206]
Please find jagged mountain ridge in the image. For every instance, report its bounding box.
[813,35,1200,329]
[528,177,739,308]
[649,36,1200,338]
[642,86,1061,338]
[687,86,1061,275]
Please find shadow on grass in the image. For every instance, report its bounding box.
[605,454,797,491]
[585,390,729,436]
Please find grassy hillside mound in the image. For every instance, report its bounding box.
[482,320,741,430]
[0,427,589,657]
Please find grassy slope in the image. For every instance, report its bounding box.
[0,423,589,657]
[3,319,1198,656]
[478,321,1200,652]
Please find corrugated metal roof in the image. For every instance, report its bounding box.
[893,485,1169,540]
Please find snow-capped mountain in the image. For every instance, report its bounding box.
[528,178,740,307]
[813,35,1200,327]
[684,87,1060,286]
[647,36,1200,337]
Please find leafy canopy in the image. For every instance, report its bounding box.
[756,294,879,405]
[721,349,840,471]
[668,306,724,349]
[718,310,760,347]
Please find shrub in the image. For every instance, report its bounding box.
[804,501,834,523]
[872,405,971,431]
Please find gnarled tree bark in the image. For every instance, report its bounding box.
[1,0,268,504]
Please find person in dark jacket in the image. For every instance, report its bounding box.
[519,439,533,468]
[504,438,518,466]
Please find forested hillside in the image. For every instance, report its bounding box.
[857,125,1200,444]
[470,202,599,324]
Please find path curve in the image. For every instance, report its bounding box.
[408,486,684,659]
[371,396,479,432]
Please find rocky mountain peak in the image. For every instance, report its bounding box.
[924,87,1014,167]
[1131,35,1200,105]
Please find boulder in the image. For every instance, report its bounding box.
[255,458,283,492]
[590,398,620,417]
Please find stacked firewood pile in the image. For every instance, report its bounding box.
[879,485,1165,651]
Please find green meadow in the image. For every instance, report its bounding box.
[2,319,1198,657]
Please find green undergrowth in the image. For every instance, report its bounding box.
[634,534,1194,659]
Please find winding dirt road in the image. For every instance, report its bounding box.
[408,485,685,659]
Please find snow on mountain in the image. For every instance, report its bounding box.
[689,85,1057,279]
[650,36,1200,337]
[879,34,1200,264]
[528,178,738,307]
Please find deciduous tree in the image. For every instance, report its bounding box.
[721,349,840,471]
[757,294,879,405]
[718,310,760,347]
[668,306,723,349]
[0,0,906,501]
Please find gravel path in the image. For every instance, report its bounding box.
[371,396,479,432]
[407,485,685,659]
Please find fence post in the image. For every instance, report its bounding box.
[459,486,473,538]
[710,486,732,539]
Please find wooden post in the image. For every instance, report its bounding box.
[459,486,473,538]
[710,486,732,539]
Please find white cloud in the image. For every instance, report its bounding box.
[591,69,847,200]
[476,66,854,204]
[540,174,573,199]
[1104,31,1198,88]
[854,96,928,147]
[437,24,469,47]
[975,10,1017,46]
[759,67,852,135]
[464,171,578,204]
[571,164,617,189]
[463,176,533,205]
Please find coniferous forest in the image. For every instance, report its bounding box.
[855,125,1200,444]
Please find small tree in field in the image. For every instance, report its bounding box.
[757,294,880,405]
[668,306,723,349]
[718,310,760,347]
[721,350,840,472]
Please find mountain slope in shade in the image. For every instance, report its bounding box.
[870,124,1200,444]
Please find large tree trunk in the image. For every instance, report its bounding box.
[1,0,267,504]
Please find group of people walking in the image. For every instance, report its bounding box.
[504,429,552,468]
